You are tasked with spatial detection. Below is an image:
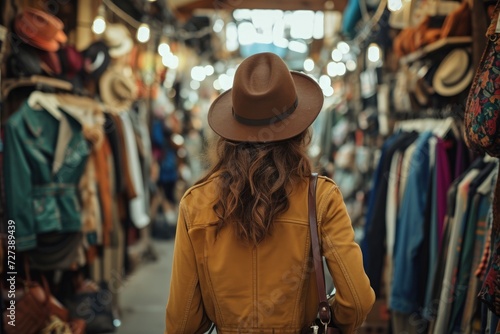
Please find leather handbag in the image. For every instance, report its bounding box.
[303,174,340,334]
[464,0,500,157]
[1,263,51,334]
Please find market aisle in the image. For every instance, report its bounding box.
[117,240,174,334]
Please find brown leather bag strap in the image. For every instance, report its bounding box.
[308,173,331,325]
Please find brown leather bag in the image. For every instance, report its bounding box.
[2,271,51,334]
[303,174,340,334]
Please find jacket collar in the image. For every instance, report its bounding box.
[21,102,86,175]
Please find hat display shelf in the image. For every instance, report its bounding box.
[397,0,473,65]
[1,75,73,99]
[399,36,473,65]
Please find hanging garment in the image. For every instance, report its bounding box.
[3,102,89,251]
[391,131,434,314]
[423,138,453,320]
[478,163,500,316]
[456,164,497,333]
[120,112,150,229]
[362,131,418,295]
[433,167,481,333]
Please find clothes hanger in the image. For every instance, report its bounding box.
[27,91,63,120]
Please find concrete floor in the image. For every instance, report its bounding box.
[116,240,174,334]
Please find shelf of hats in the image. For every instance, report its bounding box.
[0,0,498,332]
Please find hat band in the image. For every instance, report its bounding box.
[232,98,298,126]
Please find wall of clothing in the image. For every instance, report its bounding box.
[0,90,154,330]
[0,3,158,333]
[360,117,500,333]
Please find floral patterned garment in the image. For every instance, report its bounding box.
[464,1,500,157]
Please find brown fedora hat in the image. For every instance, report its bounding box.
[14,8,67,52]
[208,52,324,142]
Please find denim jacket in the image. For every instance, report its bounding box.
[3,102,90,251]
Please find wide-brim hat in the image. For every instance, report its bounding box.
[99,67,138,110]
[83,41,111,80]
[432,48,474,97]
[208,52,324,142]
[410,62,436,107]
[103,23,134,58]
[14,8,67,52]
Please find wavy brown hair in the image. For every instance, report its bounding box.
[197,129,312,245]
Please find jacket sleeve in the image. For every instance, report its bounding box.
[318,179,375,333]
[3,122,36,251]
[165,201,211,334]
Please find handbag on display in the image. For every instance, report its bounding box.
[464,0,500,157]
[302,173,340,334]
[1,261,51,334]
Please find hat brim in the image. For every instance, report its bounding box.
[108,38,133,58]
[99,69,135,110]
[15,19,61,52]
[208,71,324,142]
[433,67,474,97]
[16,32,60,52]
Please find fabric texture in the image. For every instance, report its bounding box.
[464,1,500,157]
[478,163,500,315]
[119,112,150,229]
[3,102,89,251]
[390,131,433,314]
[165,176,375,333]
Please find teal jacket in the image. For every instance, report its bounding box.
[3,102,90,251]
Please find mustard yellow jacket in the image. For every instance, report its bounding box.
[165,175,375,334]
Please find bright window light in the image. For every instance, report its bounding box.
[304,58,314,72]
[213,79,221,90]
[238,21,257,45]
[226,22,239,52]
[337,62,347,76]
[92,16,106,35]
[388,0,403,11]
[219,74,233,90]
[327,62,337,77]
[319,75,331,89]
[204,65,214,76]
[158,43,170,56]
[337,41,350,54]
[191,66,206,81]
[290,11,314,39]
[288,40,308,53]
[313,11,324,39]
[367,43,381,63]
[190,80,200,90]
[137,24,150,43]
[323,86,334,97]
[346,59,357,71]
[233,9,252,21]
[331,49,342,61]
[213,19,224,33]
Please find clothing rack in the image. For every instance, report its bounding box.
[1,75,73,99]
[392,106,462,121]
